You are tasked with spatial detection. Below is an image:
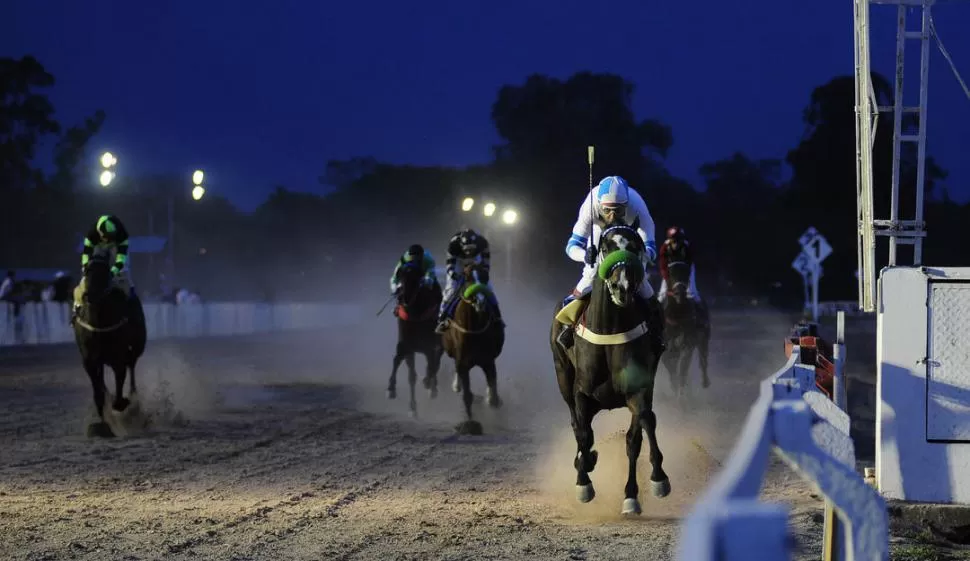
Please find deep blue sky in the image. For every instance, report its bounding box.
[7,0,970,212]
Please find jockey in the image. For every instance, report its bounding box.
[657,226,702,304]
[435,228,503,333]
[390,244,438,295]
[556,175,664,353]
[72,214,140,322]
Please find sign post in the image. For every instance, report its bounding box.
[792,227,833,321]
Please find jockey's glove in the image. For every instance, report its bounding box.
[420,276,434,287]
[584,245,597,265]
[110,266,122,277]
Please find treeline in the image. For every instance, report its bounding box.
[2,55,967,305]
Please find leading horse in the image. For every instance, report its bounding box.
[73,255,147,437]
[549,217,670,515]
[441,262,505,434]
[387,261,444,417]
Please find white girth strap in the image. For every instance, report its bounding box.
[574,322,649,345]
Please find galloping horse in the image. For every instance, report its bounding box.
[387,261,444,417]
[441,262,505,434]
[73,255,147,437]
[549,217,670,515]
[661,273,711,400]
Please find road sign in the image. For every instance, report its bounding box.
[792,251,812,276]
[798,227,820,248]
[798,227,833,264]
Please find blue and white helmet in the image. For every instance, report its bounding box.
[594,176,630,210]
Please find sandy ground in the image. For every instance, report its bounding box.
[0,306,834,561]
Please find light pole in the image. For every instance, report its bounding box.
[97,152,207,286]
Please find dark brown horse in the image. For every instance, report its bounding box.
[661,274,711,401]
[73,255,147,438]
[387,261,444,417]
[441,262,504,434]
[549,219,670,515]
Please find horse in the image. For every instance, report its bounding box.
[386,261,445,417]
[549,217,670,515]
[72,255,147,438]
[660,275,711,401]
[441,262,505,435]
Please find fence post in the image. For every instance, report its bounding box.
[823,310,847,561]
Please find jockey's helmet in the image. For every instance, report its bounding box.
[666,226,686,242]
[594,176,629,219]
[405,244,424,261]
[96,215,118,242]
[458,229,479,255]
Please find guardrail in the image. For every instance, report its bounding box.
[676,312,888,561]
[0,301,363,347]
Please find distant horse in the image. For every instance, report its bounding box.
[549,217,670,515]
[441,262,505,435]
[661,276,711,401]
[73,255,147,438]
[387,261,445,417]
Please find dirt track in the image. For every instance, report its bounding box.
[0,308,831,561]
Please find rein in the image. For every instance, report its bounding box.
[75,316,128,333]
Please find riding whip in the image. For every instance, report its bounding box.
[587,145,595,257]
[376,293,396,317]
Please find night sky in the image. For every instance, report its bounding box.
[7,0,970,212]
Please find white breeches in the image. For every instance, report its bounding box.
[573,263,654,300]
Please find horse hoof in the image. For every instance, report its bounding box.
[87,422,115,438]
[621,498,642,515]
[576,484,595,503]
[702,377,711,388]
[429,386,438,399]
[112,397,130,412]
[387,388,396,400]
[452,376,461,393]
[486,390,501,409]
[454,420,483,435]
[409,409,418,419]
[651,478,671,498]
[421,376,433,390]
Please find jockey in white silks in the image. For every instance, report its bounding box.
[555,175,665,353]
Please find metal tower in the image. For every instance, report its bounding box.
[854,0,934,312]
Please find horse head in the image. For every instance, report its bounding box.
[597,218,645,308]
[460,262,492,316]
[83,255,115,305]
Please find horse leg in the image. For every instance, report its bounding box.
[458,364,474,421]
[483,360,501,409]
[572,392,599,503]
[425,345,441,399]
[84,359,114,438]
[622,409,644,515]
[388,342,405,399]
[111,361,130,412]
[699,328,711,389]
[636,397,670,498]
[406,353,418,417]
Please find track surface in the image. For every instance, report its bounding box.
[0,308,832,560]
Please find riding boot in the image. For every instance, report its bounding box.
[70,303,80,326]
[556,293,580,351]
[434,310,450,334]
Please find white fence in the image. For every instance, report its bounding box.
[0,301,363,347]
[676,315,889,561]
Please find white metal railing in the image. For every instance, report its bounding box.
[676,313,888,561]
[0,301,362,347]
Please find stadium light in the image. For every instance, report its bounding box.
[461,197,475,212]
[483,202,496,217]
[501,209,518,225]
[99,170,115,187]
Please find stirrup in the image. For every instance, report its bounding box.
[556,324,575,350]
